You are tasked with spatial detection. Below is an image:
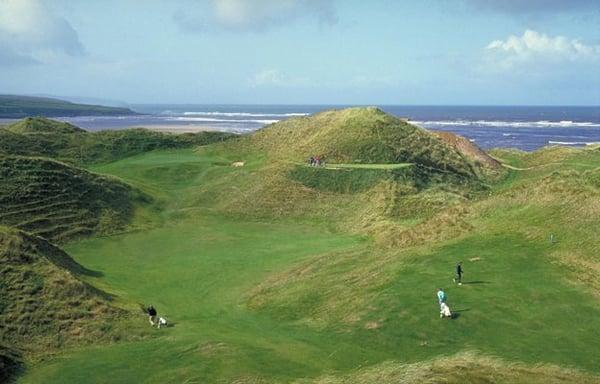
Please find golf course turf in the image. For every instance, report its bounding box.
[16,146,600,383]
[4,110,600,383]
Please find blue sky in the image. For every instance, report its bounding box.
[0,0,598,105]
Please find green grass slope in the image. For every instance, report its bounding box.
[0,226,128,382]
[0,95,136,118]
[247,145,600,317]
[16,143,600,383]
[0,155,147,242]
[205,109,496,247]
[0,117,236,165]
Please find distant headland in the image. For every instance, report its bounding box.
[0,94,137,118]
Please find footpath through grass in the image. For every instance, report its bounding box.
[18,148,600,383]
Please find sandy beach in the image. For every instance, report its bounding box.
[134,124,228,133]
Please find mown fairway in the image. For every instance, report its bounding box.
[18,149,375,383]
[18,148,600,383]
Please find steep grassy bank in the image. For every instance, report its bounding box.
[0,227,122,349]
[0,227,147,382]
[0,155,148,243]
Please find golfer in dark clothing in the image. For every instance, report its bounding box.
[147,305,157,326]
[454,262,463,285]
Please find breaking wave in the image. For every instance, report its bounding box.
[169,117,280,125]
[548,141,600,146]
[413,120,600,128]
[181,111,308,117]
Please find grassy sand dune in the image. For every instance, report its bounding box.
[0,117,235,165]
[0,155,146,242]
[247,107,502,180]
[0,226,148,382]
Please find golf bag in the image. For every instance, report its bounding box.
[440,302,452,318]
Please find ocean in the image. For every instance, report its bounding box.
[53,105,600,151]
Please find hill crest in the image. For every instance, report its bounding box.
[249,107,500,179]
[5,117,86,135]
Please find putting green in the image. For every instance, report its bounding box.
[324,163,413,169]
[18,149,600,383]
[299,163,413,170]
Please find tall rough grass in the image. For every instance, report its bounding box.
[0,155,148,242]
[0,227,124,355]
[298,352,600,384]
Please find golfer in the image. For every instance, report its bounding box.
[147,305,157,326]
[454,262,463,285]
[437,288,446,317]
[437,288,446,303]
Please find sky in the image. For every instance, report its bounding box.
[0,0,599,105]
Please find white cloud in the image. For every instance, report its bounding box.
[175,0,337,33]
[485,30,600,70]
[0,0,84,66]
[249,69,311,87]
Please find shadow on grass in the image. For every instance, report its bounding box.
[73,266,104,278]
[462,281,490,285]
[0,343,24,384]
[453,308,470,312]
[42,238,105,277]
[450,308,470,319]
